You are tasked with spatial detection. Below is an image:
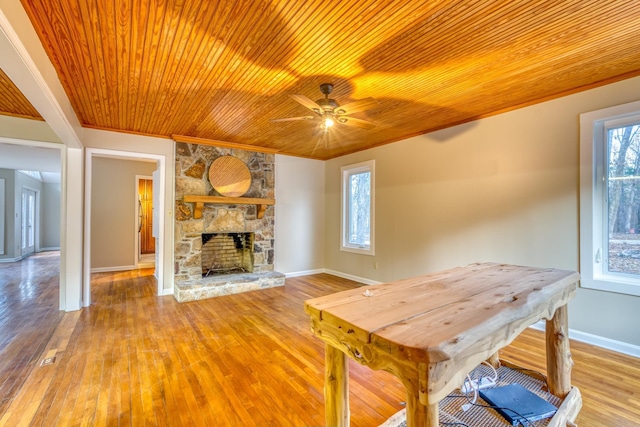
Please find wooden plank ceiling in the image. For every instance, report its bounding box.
[10,0,640,159]
[0,68,42,121]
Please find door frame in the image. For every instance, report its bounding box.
[84,148,166,305]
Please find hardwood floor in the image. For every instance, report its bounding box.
[0,252,63,419]
[0,260,639,426]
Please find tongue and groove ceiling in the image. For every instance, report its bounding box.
[0,68,42,121]
[2,1,640,159]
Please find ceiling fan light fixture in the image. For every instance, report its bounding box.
[321,116,334,134]
[272,83,377,135]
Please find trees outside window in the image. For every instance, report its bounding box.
[607,123,640,275]
[341,160,375,255]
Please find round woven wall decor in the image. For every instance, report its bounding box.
[208,156,251,197]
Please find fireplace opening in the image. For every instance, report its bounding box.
[201,232,254,277]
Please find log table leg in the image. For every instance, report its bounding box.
[487,351,501,369]
[546,304,573,398]
[406,391,437,426]
[325,344,349,426]
[426,403,438,427]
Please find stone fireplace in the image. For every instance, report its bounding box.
[173,141,284,302]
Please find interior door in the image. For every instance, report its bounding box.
[138,178,155,255]
[21,188,36,256]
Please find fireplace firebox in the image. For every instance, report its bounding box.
[201,232,254,277]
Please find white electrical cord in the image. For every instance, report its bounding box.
[459,361,499,411]
[481,360,498,383]
[460,373,478,411]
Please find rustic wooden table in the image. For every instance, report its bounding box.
[304,263,582,426]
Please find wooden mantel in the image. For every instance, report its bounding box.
[184,195,275,219]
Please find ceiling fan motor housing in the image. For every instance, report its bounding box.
[316,83,338,112]
[319,83,333,95]
[315,98,339,111]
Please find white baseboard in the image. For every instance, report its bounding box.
[283,268,382,285]
[530,321,640,358]
[137,262,155,269]
[91,264,158,273]
[159,288,174,296]
[90,265,136,273]
[0,250,58,262]
[285,269,325,278]
[323,269,383,286]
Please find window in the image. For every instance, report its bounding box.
[18,170,42,181]
[580,100,640,296]
[341,160,375,255]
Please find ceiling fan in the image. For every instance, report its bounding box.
[271,83,378,134]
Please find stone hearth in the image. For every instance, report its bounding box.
[174,271,285,303]
[174,142,284,301]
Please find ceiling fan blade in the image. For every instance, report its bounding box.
[270,115,316,123]
[337,116,376,130]
[334,97,378,115]
[289,94,324,113]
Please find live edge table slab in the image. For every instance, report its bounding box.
[304,263,581,427]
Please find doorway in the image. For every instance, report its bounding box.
[84,148,166,306]
[21,188,37,257]
[136,176,155,267]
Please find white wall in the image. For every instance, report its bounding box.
[325,76,640,347]
[41,182,60,249]
[274,155,325,275]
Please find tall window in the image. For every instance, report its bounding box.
[18,170,42,181]
[580,100,640,296]
[341,160,375,255]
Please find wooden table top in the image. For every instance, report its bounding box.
[305,262,579,368]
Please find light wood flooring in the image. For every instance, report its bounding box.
[0,254,639,426]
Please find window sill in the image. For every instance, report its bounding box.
[581,276,640,297]
[340,245,374,256]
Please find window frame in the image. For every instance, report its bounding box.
[580,100,640,296]
[340,160,375,256]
